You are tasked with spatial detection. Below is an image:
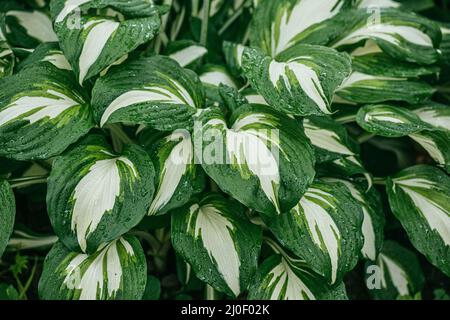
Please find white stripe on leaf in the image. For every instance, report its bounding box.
[0,90,80,127]
[42,52,72,70]
[378,253,410,296]
[6,10,58,42]
[72,156,137,252]
[200,70,237,88]
[409,133,445,166]
[78,19,119,85]
[148,131,193,215]
[189,204,241,296]
[392,177,450,246]
[269,59,329,114]
[268,259,315,300]
[56,0,92,23]
[339,72,403,89]
[414,108,450,132]
[270,0,343,56]
[296,187,340,283]
[63,238,134,300]
[169,45,207,67]
[100,79,196,127]
[333,24,433,48]
[303,119,354,156]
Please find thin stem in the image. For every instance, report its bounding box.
[200,0,210,46]
[218,0,248,35]
[205,284,217,300]
[18,257,38,300]
[335,114,356,124]
[129,230,160,253]
[9,176,47,189]
[373,177,387,186]
[108,124,134,146]
[357,132,375,144]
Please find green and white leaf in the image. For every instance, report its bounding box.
[92,56,204,131]
[330,8,441,65]
[267,181,364,284]
[4,9,57,48]
[356,104,429,137]
[0,179,15,258]
[171,193,262,297]
[248,255,348,300]
[0,63,94,160]
[242,44,352,116]
[409,130,450,173]
[386,165,450,276]
[365,241,424,300]
[38,236,147,300]
[223,41,246,75]
[303,116,359,163]
[250,0,352,57]
[356,0,434,12]
[51,0,161,84]
[19,42,71,71]
[138,129,205,216]
[194,105,315,216]
[323,178,385,261]
[47,135,155,253]
[7,230,58,251]
[317,155,373,188]
[411,101,450,133]
[200,65,238,89]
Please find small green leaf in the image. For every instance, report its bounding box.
[356,104,429,137]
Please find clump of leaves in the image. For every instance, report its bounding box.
[0,0,449,300]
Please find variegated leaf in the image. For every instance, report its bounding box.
[324,178,385,260]
[365,241,424,300]
[250,0,352,57]
[171,193,262,297]
[223,41,246,76]
[92,56,204,131]
[51,0,161,84]
[409,130,450,173]
[317,156,373,188]
[356,104,429,137]
[47,135,155,253]
[138,129,205,216]
[200,65,238,89]
[7,230,58,251]
[330,9,441,65]
[194,105,315,216]
[0,179,15,258]
[386,165,450,276]
[39,236,147,300]
[0,63,94,160]
[18,41,72,71]
[412,101,450,133]
[248,255,348,300]
[4,9,57,48]
[303,116,359,163]
[267,181,364,284]
[242,44,352,116]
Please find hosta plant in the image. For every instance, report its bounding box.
[0,0,449,301]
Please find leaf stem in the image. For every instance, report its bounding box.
[9,176,48,189]
[205,284,217,300]
[200,0,210,46]
[18,257,38,300]
[357,132,375,144]
[373,177,387,186]
[218,0,249,35]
